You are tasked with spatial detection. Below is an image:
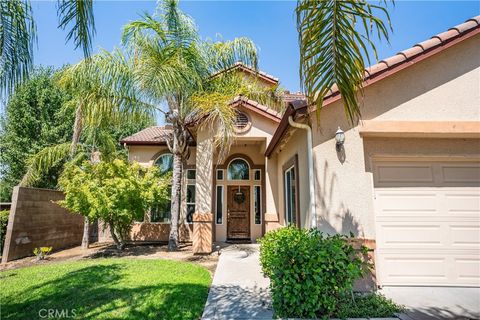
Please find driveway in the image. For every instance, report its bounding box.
[202,244,272,320]
[381,286,480,320]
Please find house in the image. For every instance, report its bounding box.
[121,16,480,287]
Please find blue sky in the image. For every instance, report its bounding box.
[30,0,479,94]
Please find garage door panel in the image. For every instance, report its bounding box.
[376,164,434,185]
[376,191,438,215]
[377,223,445,248]
[442,165,480,184]
[445,191,480,214]
[451,225,480,248]
[378,253,480,286]
[373,159,480,286]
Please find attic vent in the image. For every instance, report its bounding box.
[234,112,250,132]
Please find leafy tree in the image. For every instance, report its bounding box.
[122,0,282,250]
[20,54,155,249]
[0,66,154,202]
[0,67,74,201]
[296,0,392,123]
[1,0,95,97]
[58,159,170,250]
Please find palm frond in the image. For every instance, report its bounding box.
[57,0,96,58]
[21,143,84,187]
[0,0,36,97]
[297,0,392,124]
[204,37,258,74]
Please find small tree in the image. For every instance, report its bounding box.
[58,159,169,250]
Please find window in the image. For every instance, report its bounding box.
[151,186,171,222]
[216,186,223,224]
[254,186,261,224]
[151,153,174,222]
[186,184,195,223]
[186,169,196,180]
[155,153,173,176]
[284,165,297,226]
[228,159,249,180]
[216,169,224,180]
[254,169,261,181]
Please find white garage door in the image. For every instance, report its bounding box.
[373,159,480,286]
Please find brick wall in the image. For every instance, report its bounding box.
[1,187,84,263]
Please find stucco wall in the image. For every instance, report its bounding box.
[275,128,310,228]
[278,34,480,239]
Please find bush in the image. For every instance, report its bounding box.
[33,246,53,260]
[58,159,170,250]
[0,209,9,252]
[259,226,369,318]
[336,292,403,318]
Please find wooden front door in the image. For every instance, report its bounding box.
[227,186,250,239]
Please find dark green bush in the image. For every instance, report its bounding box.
[259,226,370,318]
[0,209,10,252]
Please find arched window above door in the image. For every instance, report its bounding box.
[155,153,173,176]
[227,158,250,180]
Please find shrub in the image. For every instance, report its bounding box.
[259,226,369,318]
[0,209,9,252]
[58,159,170,250]
[33,247,53,260]
[335,292,403,318]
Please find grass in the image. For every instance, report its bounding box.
[0,258,211,320]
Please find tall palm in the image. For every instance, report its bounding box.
[21,51,155,249]
[1,0,95,97]
[123,0,281,250]
[296,0,392,123]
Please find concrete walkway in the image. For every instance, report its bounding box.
[202,244,273,320]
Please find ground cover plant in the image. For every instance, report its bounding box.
[0,258,211,320]
[259,226,402,318]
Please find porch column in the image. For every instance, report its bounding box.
[193,128,214,254]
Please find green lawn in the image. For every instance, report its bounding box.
[0,258,211,320]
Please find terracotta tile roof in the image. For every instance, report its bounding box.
[212,62,279,84]
[266,15,480,157]
[321,15,480,100]
[282,91,306,102]
[120,126,173,145]
[230,95,282,121]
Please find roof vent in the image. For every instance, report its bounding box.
[234,111,251,133]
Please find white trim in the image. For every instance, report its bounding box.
[254,169,261,181]
[284,165,295,226]
[186,169,196,181]
[215,185,224,225]
[253,185,262,225]
[216,169,224,180]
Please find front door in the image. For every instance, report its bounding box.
[227,186,250,239]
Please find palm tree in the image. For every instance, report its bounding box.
[21,51,155,249]
[296,0,392,123]
[123,0,281,251]
[1,0,95,97]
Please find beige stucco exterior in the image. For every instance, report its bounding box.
[273,32,480,240]
[124,32,479,261]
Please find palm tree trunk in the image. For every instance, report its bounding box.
[71,104,91,250]
[81,216,89,249]
[70,105,83,156]
[168,152,182,251]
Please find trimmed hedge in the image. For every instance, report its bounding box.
[259,226,370,318]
